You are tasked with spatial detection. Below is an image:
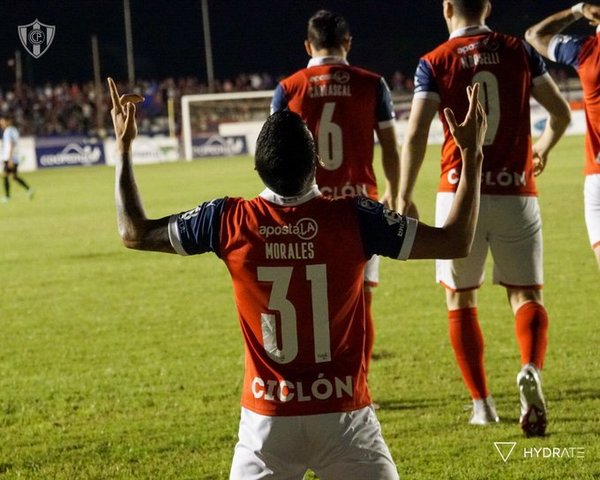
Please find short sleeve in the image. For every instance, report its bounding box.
[523,40,549,80]
[375,78,396,128]
[168,198,227,256]
[547,34,587,67]
[270,83,288,114]
[413,58,441,102]
[353,197,418,260]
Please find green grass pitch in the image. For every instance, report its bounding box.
[0,135,598,479]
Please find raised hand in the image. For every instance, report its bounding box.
[583,3,600,26]
[443,83,487,158]
[107,77,144,151]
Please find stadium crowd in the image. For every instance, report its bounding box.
[0,68,574,137]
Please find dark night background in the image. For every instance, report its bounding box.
[0,0,591,87]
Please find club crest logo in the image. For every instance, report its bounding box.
[18,19,56,58]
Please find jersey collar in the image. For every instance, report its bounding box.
[307,56,349,68]
[260,184,322,206]
[449,25,492,40]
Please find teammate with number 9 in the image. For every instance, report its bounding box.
[271,9,401,376]
[399,0,571,437]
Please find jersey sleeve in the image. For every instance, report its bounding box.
[522,41,549,82]
[353,196,418,260]
[375,78,396,129]
[270,83,288,114]
[168,197,227,256]
[413,58,440,102]
[547,34,587,67]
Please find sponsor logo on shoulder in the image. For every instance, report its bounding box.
[355,197,380,213]
[383,208,404,226]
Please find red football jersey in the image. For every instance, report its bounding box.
[550,28,600,175]
[414,26,550,195]
[219,190,371,416]
[169,187,418,416]
[272,57,395,200]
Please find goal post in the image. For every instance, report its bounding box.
[181,90,274,160]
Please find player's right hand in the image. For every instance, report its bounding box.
[107,77,144,151]
[583,4,600,26]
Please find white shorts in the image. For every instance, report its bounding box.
[584,174,600,249]
[364,255,379,286]
[230,406,399,480]
[435,193,543,290]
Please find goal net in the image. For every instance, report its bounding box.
[181,90,273,160]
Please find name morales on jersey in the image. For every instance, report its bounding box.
[265,242,315,260]
[308,84,352,98]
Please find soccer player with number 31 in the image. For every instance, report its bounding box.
[109,74,487,478]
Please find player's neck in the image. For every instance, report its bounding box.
[449,17,486,34]
[310,48,346,59]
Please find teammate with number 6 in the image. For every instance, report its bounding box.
[110,74,486,478]
[271,9,402,376]
[398,0,571,436]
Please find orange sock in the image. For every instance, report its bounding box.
[514,302,548,369]
[448,307,488,400]
[364,288,374,374]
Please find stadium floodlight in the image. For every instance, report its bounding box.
[181,90,273,160]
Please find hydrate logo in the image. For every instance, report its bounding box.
[494,442,517,463]
[494,442,586,462]
[18,19,55,58]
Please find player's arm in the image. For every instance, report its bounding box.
[109,77,175,254]
[398,97,438,217]
[530,77,571,176]
[360,85,486,260]
[525,3,600,57]
[376,125,400,210]
[375,78,401,210]
[408,84,486,259]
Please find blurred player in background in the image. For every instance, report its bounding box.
[526,2,600,271]
[1,115,34,203]
[270,9,402,373]
[109,76,487,479]
[399,0,571,436]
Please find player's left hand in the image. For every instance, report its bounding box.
[444,83,487,160]
[108,77,144,151]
